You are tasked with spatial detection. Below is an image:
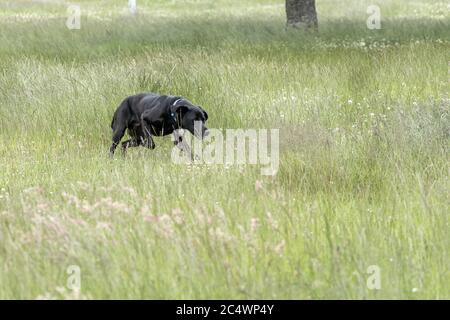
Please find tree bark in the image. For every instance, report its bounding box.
[286,0,318,30]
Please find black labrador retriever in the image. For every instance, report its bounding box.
[110,93,208,157]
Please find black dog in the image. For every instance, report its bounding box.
[110,93,208,157]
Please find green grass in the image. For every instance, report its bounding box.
[0,0,449,299]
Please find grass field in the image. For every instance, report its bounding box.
[0,0,449,299]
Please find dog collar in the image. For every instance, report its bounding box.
[172,98,183,125]
[173,98,182,106]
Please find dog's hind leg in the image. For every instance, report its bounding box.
[121,139,139,156]
[110,126,126,158]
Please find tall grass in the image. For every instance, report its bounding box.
[0,0,449,299]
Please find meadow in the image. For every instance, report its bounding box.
[0,0,449,299]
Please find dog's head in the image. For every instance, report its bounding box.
[171,99,209,139]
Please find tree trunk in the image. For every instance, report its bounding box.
[286,0,318,30]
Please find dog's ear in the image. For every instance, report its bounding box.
[198,106,208,121]
[171,104,189,119]
[170,98,188,116]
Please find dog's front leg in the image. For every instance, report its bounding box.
[173,130,194,161]
[141,120,156,150]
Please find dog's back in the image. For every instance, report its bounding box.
[111,93,154,129]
